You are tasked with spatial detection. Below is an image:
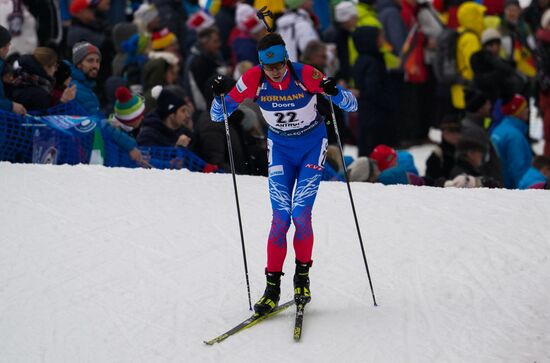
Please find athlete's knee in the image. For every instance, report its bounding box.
[292,207,312,230]
[271,209,291,232]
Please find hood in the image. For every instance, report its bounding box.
[457,2,486,36]
[112,22,138,52]
[353,26,381,55]
[18,54,50,80]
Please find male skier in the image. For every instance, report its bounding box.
[210,32,357,315]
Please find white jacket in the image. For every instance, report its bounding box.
[275,9,319,62]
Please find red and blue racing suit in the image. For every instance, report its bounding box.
[211,63,357,272]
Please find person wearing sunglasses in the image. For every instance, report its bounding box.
[210,32,357,316]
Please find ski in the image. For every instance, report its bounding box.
[204,300,294,345]
[293,303,306,341]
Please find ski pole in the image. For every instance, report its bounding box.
[327,94,378,307]
[220,93,253,311]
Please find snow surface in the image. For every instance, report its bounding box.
[1,162,549,363]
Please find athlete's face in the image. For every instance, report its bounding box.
[263,61,286,82]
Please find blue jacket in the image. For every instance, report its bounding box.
[69,62,102,117]
[518,167,548,189]
[0,59,13,112]
[490,116,532,189]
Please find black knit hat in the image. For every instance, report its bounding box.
[0,25,12,49]
[151,85,185,119]
[465,88,489,113]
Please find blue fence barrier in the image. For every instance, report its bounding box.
[1,104,343,180]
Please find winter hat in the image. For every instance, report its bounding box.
[186,10,216,31]
[285,0,307,10]
[72,41,101,65]
[134,3,159,27]
[69,0,100,15]
[122,33,150,55]
[481,27,501,45]
[0,25,11,49]
[151,28,177,50]
[501,94,528,117]
[465,88,489,112]
[151,85,185,119]
[335,1,358,23]
[456,139,486,155]
[347,157,374,182]
[369,144,397,172]
[542,9,550,28]
[236,3,264,34]
[114,86,145,124]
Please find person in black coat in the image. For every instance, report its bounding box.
[137,85,194,147]
[424,116,462,186]
[352,26,397,156]
[470,28,527,103]
[11,47,76,112]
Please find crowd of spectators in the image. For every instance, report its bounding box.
[0,0,549,189]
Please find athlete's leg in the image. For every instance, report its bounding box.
[291,137,328,264]
[266,138,297,272]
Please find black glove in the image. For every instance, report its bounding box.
[211,75,231,96]
[320,77,338,96]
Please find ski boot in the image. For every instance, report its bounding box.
[254,270,283,316]
[293,260,312,305]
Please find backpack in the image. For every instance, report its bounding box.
[433,28,461,85]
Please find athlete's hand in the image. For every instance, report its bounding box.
[211,75,231,96]
[320,77,338,96]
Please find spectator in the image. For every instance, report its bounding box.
[449,139,488,179]
[352,26,397,156]
[491,94,533,188]
[137,85,194,147]
[523,0,550,33]
[51,60,74,106]
[70,41,102,116]
[536,9,550,156]
[518,155,550,189]
[143,54,180,112]
[0,25,26,115]
[369,144,398,172]
[228,3,267,66]
[215,0,239,61]
[425,116,462,185]
[322,1,358,84]
[183,27,227,112]
[276,0,319,62]
[471,27,527,103]
[0,0,38,56]
[461,88,504,184]
[67,0,111,50]
[106,86,151,168]
[111,22,139,78]
[11,47,76,111]
[451,1,485,110]
[133,3,161,36]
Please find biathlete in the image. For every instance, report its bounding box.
[210,33,357,315]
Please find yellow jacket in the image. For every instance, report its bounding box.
[451,2,485,109]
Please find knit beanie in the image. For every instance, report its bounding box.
[114,86,145,124]
[504,0,520,8]
[285,0,307,10]
[335,1,358,23]
[369,145,397,172]
[501,94,528,117]
[72,41,101,65]
[112,22,138,52]
[134,3,159,27]
[0,25,11,49]
[151,28,177,51]
[481,28,501,45]
[151,85,185,119]
[465,88,489,112]
[542,9,550,28]
[186,10,216,31]
[236,3,264,34]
